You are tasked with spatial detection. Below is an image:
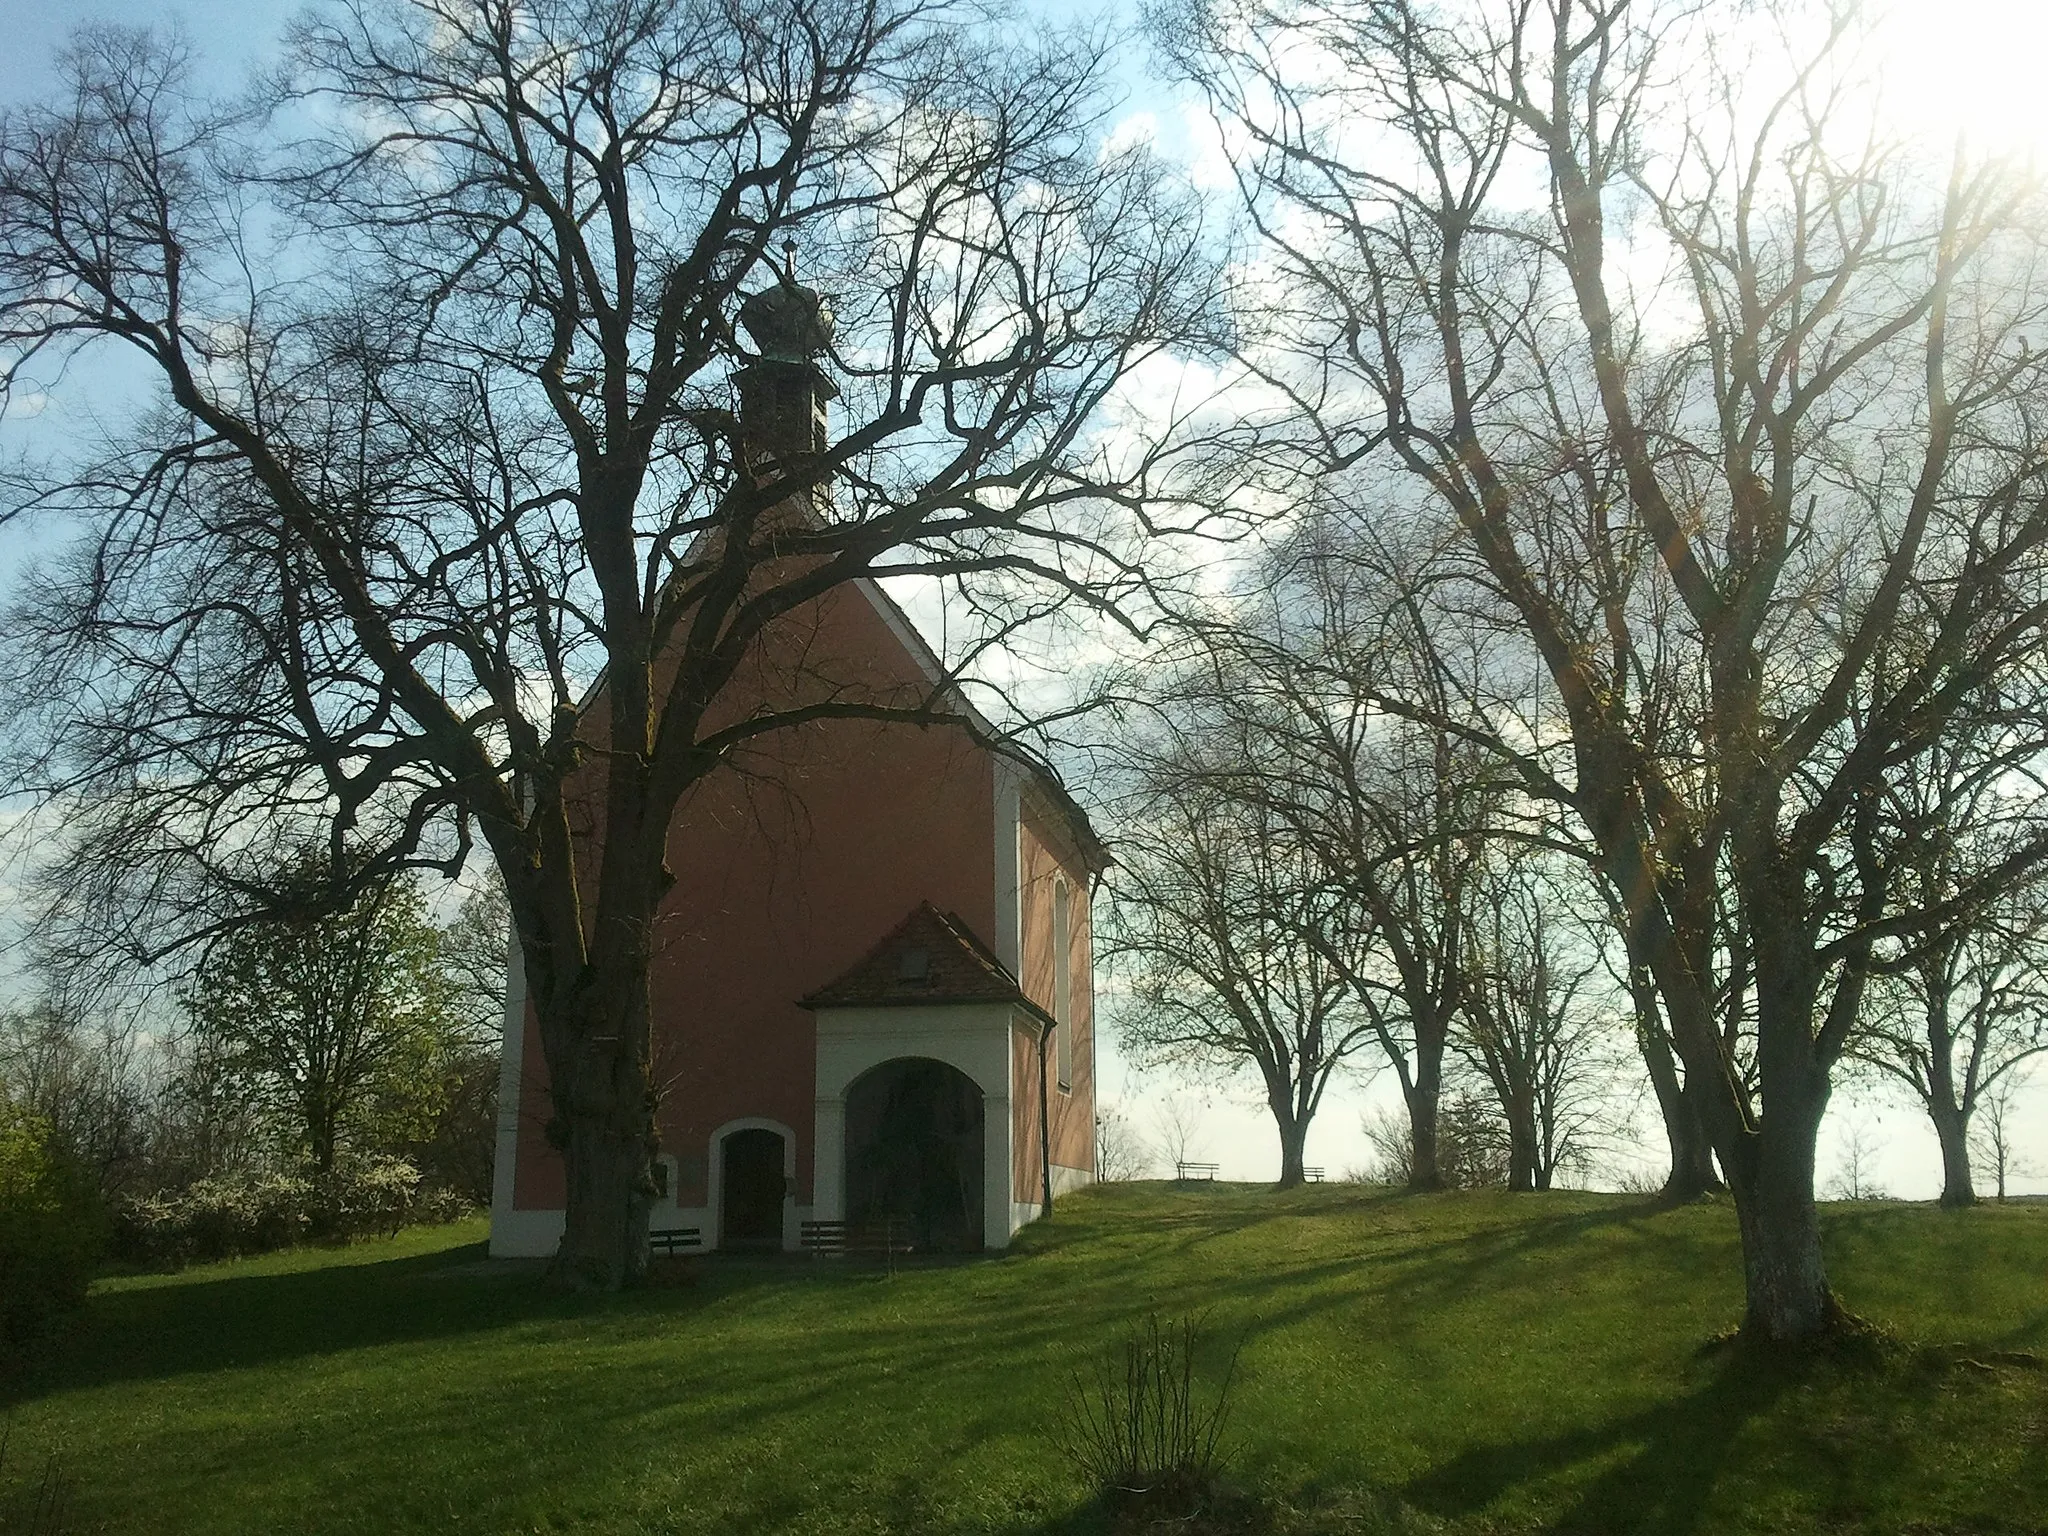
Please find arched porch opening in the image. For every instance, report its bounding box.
[843,1057,985,1253]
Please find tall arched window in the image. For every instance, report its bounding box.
[1053,878,1073,1090]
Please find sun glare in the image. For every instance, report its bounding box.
[1879,0,2048,160]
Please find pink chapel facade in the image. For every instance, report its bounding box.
[487,279,1101,1259]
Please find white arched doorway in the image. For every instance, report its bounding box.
[811,1002,1019,1251]
[841,1057,987,1252]
[707,1117,798,1252]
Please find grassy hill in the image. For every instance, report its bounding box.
[4,1184,2045,1534]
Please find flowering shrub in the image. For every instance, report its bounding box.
[114,1170,311,1266]
[305,1155,421,1239]
[111,1155,465,1267]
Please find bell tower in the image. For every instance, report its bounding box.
[734,245,839,476]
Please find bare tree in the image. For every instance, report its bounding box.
[1148,536,1497,1191]
[1456,855,1618,1191]
[1108,772,1373,1187]
[1971,1072,2033,1202]
[1824,1114,1890,1203]
[1166,0,2048,1339]
[1094,1100,1153,1182]
[0,1001,150,1198]
[141,1028,271,1188]
[1355,1107,1411,1186]
[434,877,513,1056]
[1851,725,2048,1205]
[1608,915,1724,1203]
[1356,1089,1507,1189]
[1152,1091,1211,1175]
[0,4,1221,1286]
[408,875,513,1205]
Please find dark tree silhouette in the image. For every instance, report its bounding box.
[1106,766,1374,1189]
[0,3,1222,1286]
[1164,0,2048,1337]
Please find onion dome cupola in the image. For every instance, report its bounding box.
[734,243,839,469]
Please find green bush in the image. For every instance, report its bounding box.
[115,1169,312,1266]
[306,1155,423,1239]
[0,1105,105,1367]
[111,1154,467,1268]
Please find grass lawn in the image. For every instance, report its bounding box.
[3,1184,2046,1534]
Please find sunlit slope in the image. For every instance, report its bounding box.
[5,1186,2044,1534]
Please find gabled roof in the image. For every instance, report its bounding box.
[801,902,1051,1026]
[574,483,1110,875]
[853,575,1109,876]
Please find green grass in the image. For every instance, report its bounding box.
[4,1186,2046,1534]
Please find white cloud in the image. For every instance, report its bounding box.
[1103,109,1161,158]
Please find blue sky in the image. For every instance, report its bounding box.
[1,0,281,99]
[0,0,290,559]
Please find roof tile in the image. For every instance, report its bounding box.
[801,902,1032,1011]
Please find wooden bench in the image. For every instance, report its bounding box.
[1176,1161,1219,1182]
[1303,1167,1325,1183]
[648,1227,702,1256]
[800,1219,915,1258]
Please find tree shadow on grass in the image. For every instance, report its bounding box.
[6,1240,1125,1534]
[1193,1196,1686,1337]
[1995,1309,2048,1351]
[1068,1189,1668,1283]
[1398,1352,1787,1534]
[1395,1340,2028,1536]
[0,1242,878,1406]
[1002,1193,1701,1384]
[1036,1182,1421,1244]
[987,1345,1973,1536]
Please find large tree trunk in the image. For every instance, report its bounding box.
[1923,1004,1977,1209]
[1405,1071,1443,1191]
[1930,1098,1976,1209]
[1274,1112,1308,1190]
[1504,1089,1537,1193]
[1633,859,1843,1343]
[308,1103,339,1177]
[1721,975,1841,1342]
[526,632,673,1291]
[1728,1114,1838,1342]
[538,963,659,1291]
[1630,963,1721,1201]
[554,1086,657,1288]
[1672,1074,1725,1199]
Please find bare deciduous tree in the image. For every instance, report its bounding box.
[1167,0,2048,1339]
[1971,1072,2033,1202]
[1,3,1221,1286]
[1094,1100,1153,1182]
[1456,856,1618,1191]
[1606,911,1723,1203]
[1824,1114,1890,1204]
[434,877,514,1056]
[1138,536,1498,1191]
[0,1002,150,1198]
[1851,725,2048,1205]
[1108,773,1372,1187]
[1153,1091,1211,1176]
[1356,1090,1507,1189]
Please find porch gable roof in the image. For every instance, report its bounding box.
[800,902,1051,1028]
